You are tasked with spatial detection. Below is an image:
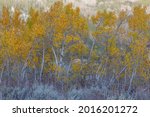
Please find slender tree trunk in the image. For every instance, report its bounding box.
[66,61,71,77]
[34,66,37,82]
[96,63,102,79]
[60,42,64,67]
[88,32,95,62]
[52,46,60,80]
[88,39,95,62]
[21,39,37,80]
[128,66,137,94]
[52,46,58,66]
[39,40,45,82]
[0,67,4,84]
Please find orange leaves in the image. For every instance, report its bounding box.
[0,6,10,26]
[54,13,68,33]
[46,1,89,64]
[118,10,128,21]
[128,6,149,32]
[0,7,32,62]
[65,35,80,44]
[130,37,148,59]
[53,33,64,48]
[0,2,150,82]
[12,8,21,27]
[73,16,88,35]
[92,11,117,27]
[29,8,39,23]
[91,11,117,41]
[126,6,150,79]
[107,38,120,57]
[90,6,150,80]
[50,2,88,37]
[49,1,63,21]
[26,8,47,40]
[65,3,74,15]
[91,12,100,24]
[68,41,88,57]
[1,28,28,60]
[32,23,45,38]
[1,6,22,27]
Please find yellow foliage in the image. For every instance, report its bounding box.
[72,61,81,73]
[108,38,120,57]
[12,8,21,27]
[128,6,149,32]
[0,6,10,26]
[0,2,150,83]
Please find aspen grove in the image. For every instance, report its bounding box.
[0,1,150,99]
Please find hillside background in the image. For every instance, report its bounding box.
[0,0,150,15]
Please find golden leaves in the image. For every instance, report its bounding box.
[68,41,88,56]
[92,11,117,41]
[32,23,45,37]
[12,8,21,27]
[92,11,117,27]
[128,6,149,32]
[65,35,80,44]
[107,38,120,57]
[0,2,150,82]
[72,62,81,73]
[0,6,10,26]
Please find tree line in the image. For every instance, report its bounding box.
[0,1,150,95]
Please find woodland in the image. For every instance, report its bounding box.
[0,1,150,99]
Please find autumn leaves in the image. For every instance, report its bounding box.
[0,1,150,89]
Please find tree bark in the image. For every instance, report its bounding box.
[39,40,45,82]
